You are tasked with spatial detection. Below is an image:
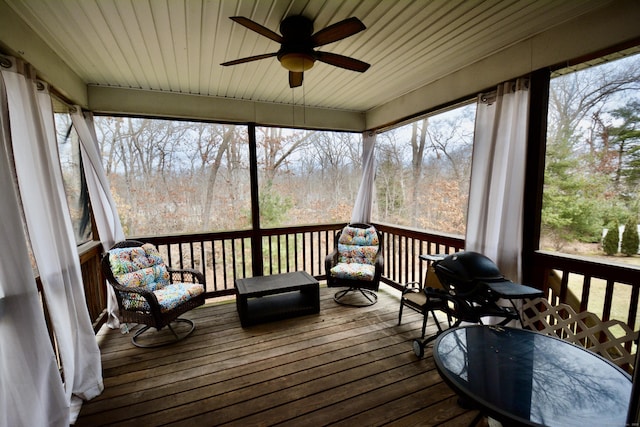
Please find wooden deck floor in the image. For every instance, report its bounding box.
[75,285,481,426]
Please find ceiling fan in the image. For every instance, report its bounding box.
[221,15,370,88]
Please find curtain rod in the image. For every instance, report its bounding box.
[49,89,79,113]
[1,53,78,111]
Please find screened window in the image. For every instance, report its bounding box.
[255,126,362,227]
[55,111,92,245]
[93,117,250,235]
[373,103,476,236]
[541,49,640,262]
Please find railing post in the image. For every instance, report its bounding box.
[248,123,263,276]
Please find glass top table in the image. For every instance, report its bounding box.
[433,325,632,427]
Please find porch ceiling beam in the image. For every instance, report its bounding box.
[87,85,365,132]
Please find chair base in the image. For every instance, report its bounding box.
[131,318,196,348]
[333,287,378,307]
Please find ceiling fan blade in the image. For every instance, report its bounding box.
[289,71,303,88]
[311,17,366,47]
[221,52,278,66]
[230,16,283,43]
[315,52,370,72]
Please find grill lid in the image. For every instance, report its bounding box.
[434,251,544,299]
[435,251,505,287]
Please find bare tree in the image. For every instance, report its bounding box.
[201,124,234,231]
[258,127,313,184]
[543,55,640,248]
[409,119,428,226]
[548,60,640,149]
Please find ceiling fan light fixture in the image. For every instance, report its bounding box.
[223,15,369,86]
[279,52,315,72]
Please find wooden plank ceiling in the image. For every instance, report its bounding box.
[4,0,609,113]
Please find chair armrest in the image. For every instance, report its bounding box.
[325,250,338,269]
[374,249,384,271]
[168,267,205,284]
[324,250,339,286]
[370,247,384,283]
[108,282,162,312]
[401,281,422,295]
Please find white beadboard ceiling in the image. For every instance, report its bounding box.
[3,0,614,113]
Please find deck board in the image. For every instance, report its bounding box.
[76,285,480,426]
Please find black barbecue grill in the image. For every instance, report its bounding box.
[411,251,544,358]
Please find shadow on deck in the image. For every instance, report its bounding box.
[76,284,480,426]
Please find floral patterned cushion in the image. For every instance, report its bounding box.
[337,244,379,265]
[338,225,379,246]
[337,225,379,265]
[330,263,376,281]
[122,283,205,313]
[330,225,380,281]
[109,244,170,290]
[114,266,169,291]
[108,243,204,313]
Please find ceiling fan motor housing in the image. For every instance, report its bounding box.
[280,15,314,38]
[277,16,316,71]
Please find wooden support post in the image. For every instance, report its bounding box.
[248,123,263,277]
[522,68,550,286]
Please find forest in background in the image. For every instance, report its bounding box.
[542,54,640,256]
[87,105,475,238]
[56,52,640,262]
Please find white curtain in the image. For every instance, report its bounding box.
[465,78,530,282]
[71,109,125,329]
[1,57,103,422]
[0,57,69,427]
[351,131,376,224]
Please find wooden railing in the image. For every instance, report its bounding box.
[78,241,107,331]
[36,241,107,335]
[136,223,466,298]
[374,223,465,289]
[141,229,254,297]
[139,224,346,298]
[533,250,640,331]
[74,224,639,335]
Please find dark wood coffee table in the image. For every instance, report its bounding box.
[235,271,320,327]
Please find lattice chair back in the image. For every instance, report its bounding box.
[522,297,638,374]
